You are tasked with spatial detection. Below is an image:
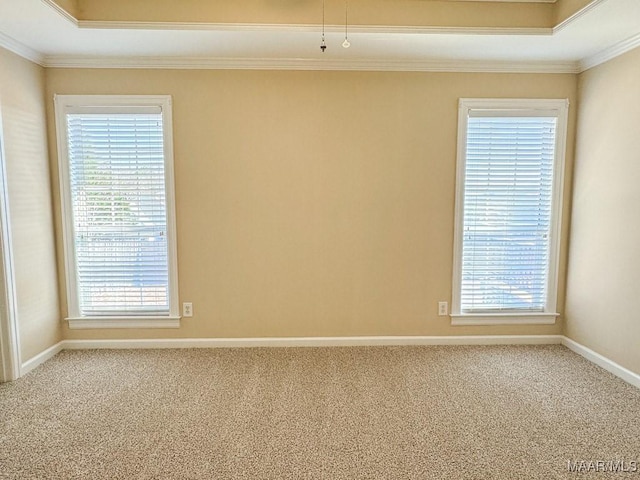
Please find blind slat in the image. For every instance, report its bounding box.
[460,116,557,313]
[67,112,170,316]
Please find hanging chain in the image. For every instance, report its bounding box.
[320,0,327,52]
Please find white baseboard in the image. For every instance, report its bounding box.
[561,337,640,389]
[19,335,639,391]
[20,341,64,377]
[62,334,563,350]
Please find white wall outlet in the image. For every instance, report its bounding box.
[183,302,193,317]
[438,301,448,316]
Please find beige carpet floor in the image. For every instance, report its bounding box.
[1,345,639,479]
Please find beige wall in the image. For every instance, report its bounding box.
[53,0,600,28]
[0,48,61,360]
[45,68,576,341]
[74,0,554,29]
[565,47,640,374]
[61,0,598,29]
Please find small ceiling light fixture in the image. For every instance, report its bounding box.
[320,0,327,52]
[342,0,350,48]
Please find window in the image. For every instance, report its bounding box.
[54,95,179,329]
[451,99,568,325]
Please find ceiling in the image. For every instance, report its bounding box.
[0,0,639,72]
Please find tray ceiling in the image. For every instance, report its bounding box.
[0,0,638,72]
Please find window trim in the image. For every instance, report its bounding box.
[451,98,569,326]
[54,94,180,329]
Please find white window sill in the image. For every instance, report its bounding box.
[450,313,559,326]
[66,316,181,329]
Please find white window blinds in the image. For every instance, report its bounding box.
[66,111,170,316]
[460,115,557,313]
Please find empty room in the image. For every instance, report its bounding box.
[0,0,639,478]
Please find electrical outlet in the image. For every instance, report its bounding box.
[438,301,448,316]
[183,302,193,318]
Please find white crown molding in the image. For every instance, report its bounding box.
[17,0,629,74]
[40,0,78,26]
[76,20,552,36]
[6,1,636,77]
[579,31,640,72]
[553,0,607,33]
[43,55,579,73]
[0,31,45,66]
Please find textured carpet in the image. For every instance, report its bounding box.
[1,345,639,479]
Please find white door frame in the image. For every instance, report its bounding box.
[0,109,21,382]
